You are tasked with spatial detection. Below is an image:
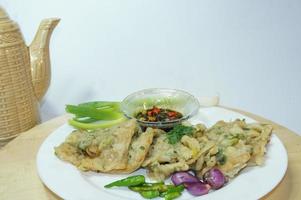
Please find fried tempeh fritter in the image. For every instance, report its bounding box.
[55,119,272,181]
[110,127,155,174]
[55,119,138,172]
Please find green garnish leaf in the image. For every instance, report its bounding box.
[167,125,195,144]
[216,149,227,165]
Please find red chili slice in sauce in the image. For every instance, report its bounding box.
[136,106,183,122]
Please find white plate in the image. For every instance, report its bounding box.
[37,107,288,200]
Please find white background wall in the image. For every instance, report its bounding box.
[2,0,301,135]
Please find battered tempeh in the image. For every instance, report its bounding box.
[55,119,138,172]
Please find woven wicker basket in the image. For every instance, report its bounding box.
[0,7,59,147]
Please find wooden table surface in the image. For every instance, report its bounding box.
[0,108,300,200]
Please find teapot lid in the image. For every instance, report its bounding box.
[0,7,9,21]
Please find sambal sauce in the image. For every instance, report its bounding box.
[136,106,183,122]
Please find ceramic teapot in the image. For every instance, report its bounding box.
[0,7,59,145]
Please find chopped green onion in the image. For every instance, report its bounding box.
[68,117,127,130]
[66,104,122,120]
[73,117,99,123]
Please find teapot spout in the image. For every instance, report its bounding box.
[30,18,60,102]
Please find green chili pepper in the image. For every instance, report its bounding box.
[142,182,164,187]
[68,117,126,130]
[129,183,174,192]
[169,184,184,193]
[104,175,145,188]
[164,191,181,200]
[160,185,184,197]
[139,190,160,199]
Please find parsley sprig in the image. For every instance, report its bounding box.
[167,125,195,144]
